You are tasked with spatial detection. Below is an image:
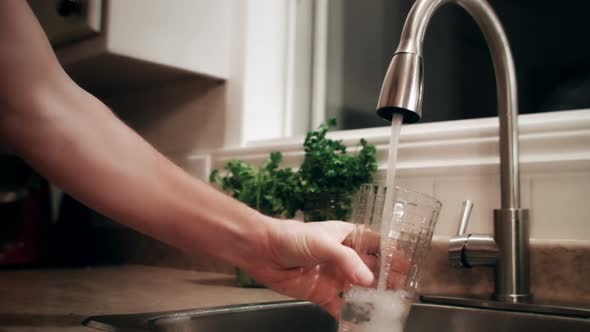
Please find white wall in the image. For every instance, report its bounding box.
[107,0,232,78]
[225,0,315,146]
[99,0,297,173]
[396,171,590,241]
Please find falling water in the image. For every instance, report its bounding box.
[339,113,408,332]
[377,113,404,291]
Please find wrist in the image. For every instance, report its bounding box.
[220,208,276,270]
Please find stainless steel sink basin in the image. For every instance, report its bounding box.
[84,300,590,332]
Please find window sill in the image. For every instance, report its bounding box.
[202,109,590,179]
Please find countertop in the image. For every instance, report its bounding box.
[0,265,290,332]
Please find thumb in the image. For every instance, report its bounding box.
[309,236,374,286]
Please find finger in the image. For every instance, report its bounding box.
[359,228,381,254]
[307,236,374,286]
[387,271,408,289]
[319,220,354,242]
[323,297,343,319]
[343,281,352,293]
[386,252,411,289]
[390,250,411,273]
[359,253,378,272]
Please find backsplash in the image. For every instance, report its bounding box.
[388,170,590,241]
[374,167,590,303]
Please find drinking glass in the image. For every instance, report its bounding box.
[340,184,442,332]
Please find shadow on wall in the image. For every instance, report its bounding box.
[105,76,227,154]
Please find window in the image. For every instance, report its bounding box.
[309,0,590,131]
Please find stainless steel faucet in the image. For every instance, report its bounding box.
[375,0,531,303]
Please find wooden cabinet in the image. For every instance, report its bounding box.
[28,0,231,97]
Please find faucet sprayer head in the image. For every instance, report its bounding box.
[376,52,423,123]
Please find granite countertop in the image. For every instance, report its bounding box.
[0,265,290,332]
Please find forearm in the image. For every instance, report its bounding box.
[1,78,270,267]
[0,2,270,267]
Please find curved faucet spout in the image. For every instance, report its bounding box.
[377,0,531,302]
[377,0,520,210]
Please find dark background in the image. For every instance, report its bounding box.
[327,0,590,129]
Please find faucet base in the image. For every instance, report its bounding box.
[494,208,531,301]
[421,295,590,318]
[493,292,533,303]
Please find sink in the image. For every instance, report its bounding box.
[84,300,590,332]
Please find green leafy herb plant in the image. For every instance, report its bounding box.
[295,118,378,221]
[210,152,299,218]
[210,119,378,221]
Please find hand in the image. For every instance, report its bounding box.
[352,227,411,290]
[243,219,374,318]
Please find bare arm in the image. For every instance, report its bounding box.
[0,1,372,317]
[0,0,270,268]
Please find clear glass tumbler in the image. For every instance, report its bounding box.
[340,184,442,332]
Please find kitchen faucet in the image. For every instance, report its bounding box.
[375,0,531,303]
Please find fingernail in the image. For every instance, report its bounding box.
[355,267,374,285]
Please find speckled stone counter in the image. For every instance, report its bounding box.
[0,265,290,332]
[1,238,588,331]
[420,237,590,304]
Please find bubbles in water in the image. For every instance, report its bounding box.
[340,288,412,332]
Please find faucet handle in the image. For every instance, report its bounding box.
[456,200,474,236]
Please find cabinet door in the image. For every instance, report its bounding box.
[27,0,102,47]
